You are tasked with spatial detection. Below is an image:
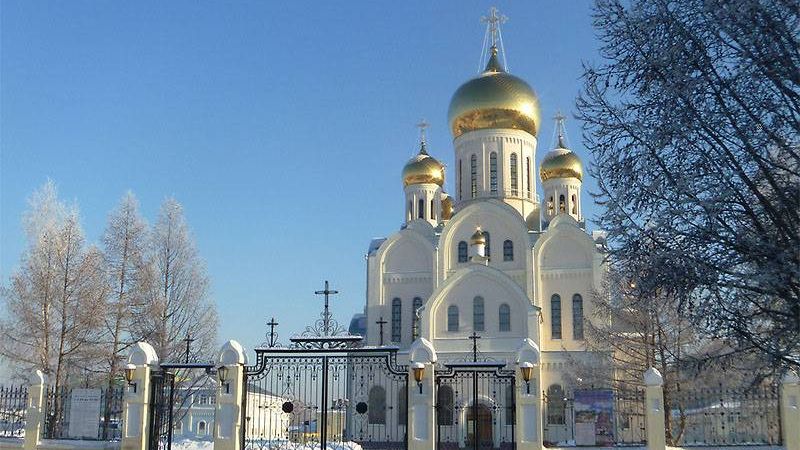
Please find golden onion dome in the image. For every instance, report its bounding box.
[402,144,445,187]
[540,138,583,182]
[448,47,541,139]
[470,228,486,245]
[441,195,454,220]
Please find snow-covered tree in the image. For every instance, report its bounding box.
[578,0,800,370]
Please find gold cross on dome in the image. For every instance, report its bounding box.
[416,119,429,144]
[481,6,508,47]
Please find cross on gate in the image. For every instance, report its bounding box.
[375,316,388,346]
[183,333,195,363]
[266,317,279,348]
[314,280,339,336]
[468,332,481,362]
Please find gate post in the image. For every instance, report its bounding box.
[643,367,666,450]
[23,370,45,450]
[214,340,247,450]
[121,342,159,450]
[782,371,800,450]
[408,338,437,450]
[515,339,542,450]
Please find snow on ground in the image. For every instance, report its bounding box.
[173,440,363,450]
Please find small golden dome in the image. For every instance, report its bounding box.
[441,195,454,220]
[448,47,541,139]
[402,145,445,187]
[540,145,583,182]
[470,228,486,245]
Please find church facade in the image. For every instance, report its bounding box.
[361,21,609,445]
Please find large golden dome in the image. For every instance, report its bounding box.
[448,47,541,139]
[540,146,583,182]
[441,195,454,220]
[402,145,445,187]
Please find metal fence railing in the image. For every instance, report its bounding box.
[0,385,28,438]
[43,386,125,441]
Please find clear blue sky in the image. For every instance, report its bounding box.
[1,1,601,358]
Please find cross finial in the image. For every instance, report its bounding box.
[416,119,429,154]
[183,333,196,363]
[314,280,339,336]
[468,332,481,362]
[376,316,388,346]
[481,6,507,47]
[266,317,279,348]
[553,112,568,149]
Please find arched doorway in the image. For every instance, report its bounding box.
[466,404,493,448]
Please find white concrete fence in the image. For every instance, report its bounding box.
[2,339,799,450]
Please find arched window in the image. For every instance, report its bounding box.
[173,421,183,435]
[503,240,513,261]
[408,201,413,221]
[484,231,491,258]
[412,297,423,340]
[526,156,532,197]
[447,305,459,332]
[470,154,478,198]
[431,199,436,220]
[473,296,485,331]
[418,198,424,219]
[559,194,566,212]
[548,196,554,215]
[571,194,577,214]
[499,303,511,332]
[572,294,584,340]
[505,384,515,425]
[398,386,408,425]
[391,298,402,343]
[510,153,518,196]
[489,152,498,195]
[546,385,566,425]
[457,241,468,263]
[197,421,207,436]
[551,294,562,339]
[436,386,454,425]
[368,386,386,424]
[458,159,463,200]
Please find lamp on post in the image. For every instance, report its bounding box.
[411,362,425,394]
[217,365,230,394]
[124,364,137,393]
[519,362,534,394]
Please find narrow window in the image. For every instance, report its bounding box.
[458,160,463,200]
[499,303,511,332]
[503,240,513,261]
[392,298,402,342]
[548,196,554,215]
[398,386,408,425]
[412,297,423,340]
[431,199,436,220]
[546,385,566,424]
[473,296,485,331]
[489,152,498,195]
[559,194,566,212]
[484,231,491,258]
[551,294,562,339]
[447,305,459,331]
[572,294,584,340]
[418,198,424,219]
[510,153,518,196]
[457,241,468,263]
[526,156,532,197]
[368,386,387,424]
[571,194,577,214]
[198,421,207,436]
[470,154,477,198]
[408,201,413,221]
[436,386,454,425]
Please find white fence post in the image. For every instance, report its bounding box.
[121,342,159,450]
[214,340,246,450]
[22,370,45,450]
[408,338,437,450]
[644,367,666,450]
[514,339,542,450]
[782,371,800,450]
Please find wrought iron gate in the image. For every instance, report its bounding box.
[148,370,175,450]
[435,362,516,450]
[243,346,408,449]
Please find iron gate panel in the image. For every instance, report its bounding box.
[148,370,175,450]
[435,363,516,450]
[244,348,408,450]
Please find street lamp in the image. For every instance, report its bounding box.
[217,365,230,394]
[411,362,425,394]
[519,362,534,394]
[124,364,137,393]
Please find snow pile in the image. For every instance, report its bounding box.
[245,442,363,450]
[171,439,214,450]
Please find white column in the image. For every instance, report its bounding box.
[782,371,800,450]
[121,342,159,450]
[214,341,247,450]
[515,339,543,450]
[408,338,438,450]
[23,370,45,450]
[643,367,666,450]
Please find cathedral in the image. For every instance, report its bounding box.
[359,9,608,444]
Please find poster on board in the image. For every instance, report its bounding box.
[574,389,614,446]
[68,388,102,438]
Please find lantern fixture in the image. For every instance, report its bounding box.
[411,362,425,394]
[519,362,534,394]
[217,365,230,394]
[124,364,137,393]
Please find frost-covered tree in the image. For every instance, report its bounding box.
[578,0,800,370]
